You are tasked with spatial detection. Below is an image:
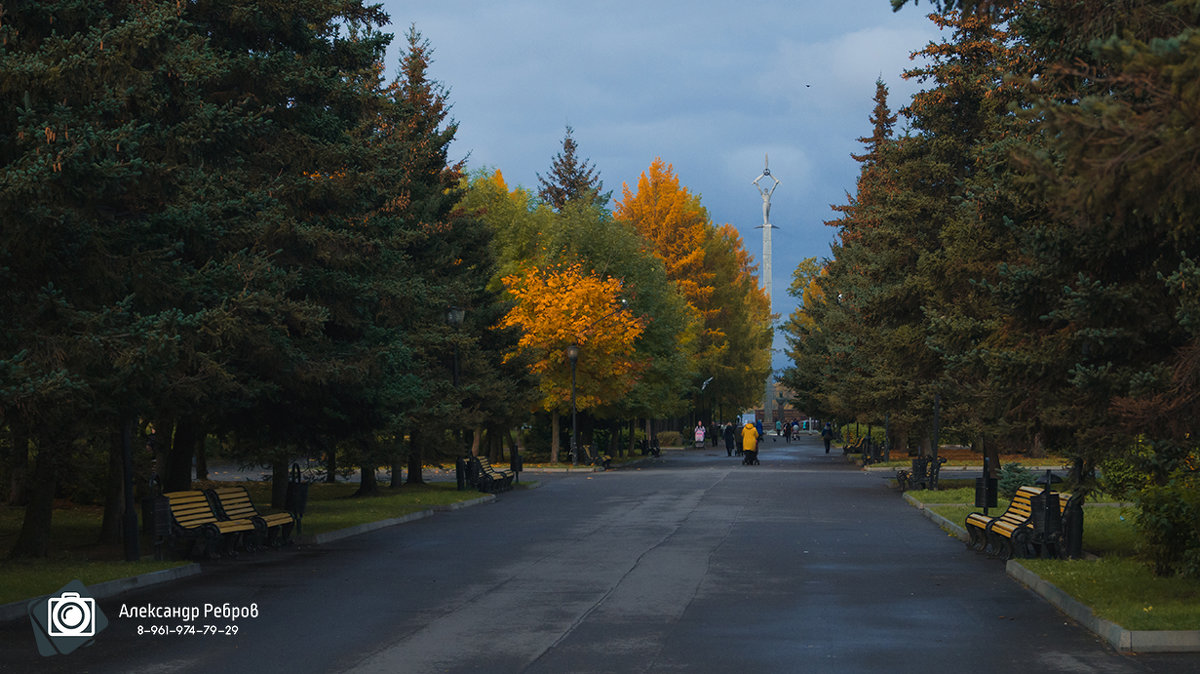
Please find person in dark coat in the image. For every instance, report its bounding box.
[723,422,736,456]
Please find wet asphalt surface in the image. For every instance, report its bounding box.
[1,435,1197,673]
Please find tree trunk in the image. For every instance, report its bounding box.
[581,412,595,457]
[324,441,338,484]
[7,422,29,506]
[195,435,208,481]
[355,438,379,497]
[10,433,62,558]
[491,427,504,462]
[271,457,288,510]
[406,428,425,484]
[550,411,560,463]
[627,419,636,457]
[150,418,173,487]
[165,417,200,492]
[976,434,1000,478]
[470,427,482,457]
[1030,429,1046,459]
[390,435,404,490]
[357,465,378,496]
[98,423,124,545]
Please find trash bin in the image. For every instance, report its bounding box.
[1063,496,1084,559]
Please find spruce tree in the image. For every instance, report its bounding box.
[537,125,609,210]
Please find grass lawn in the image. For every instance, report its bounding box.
[1019,557,1200,631]
[0,478,489,606]
[0,559,193,606]
[904,486,1197,631]
[286,481,487,536]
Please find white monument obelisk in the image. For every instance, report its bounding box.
[753,155,779,427]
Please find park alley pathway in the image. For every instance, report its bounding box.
[1,435,1194,673]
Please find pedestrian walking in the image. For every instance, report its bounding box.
[741,420,761,465]
[723,422,736,456]
[783,421,792,444]
[821,422,833,454]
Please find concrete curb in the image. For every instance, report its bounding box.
[866,465,1066,473]
[519,456,661,473]
[0,564,202,623]
[1,492,501,623]
[902,491,1200,653]
[1006,561,1200,653]
[299,494,496,545]
[903,492,969,542]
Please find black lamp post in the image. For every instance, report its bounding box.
[566,343,580,466]
[563,298,628,467]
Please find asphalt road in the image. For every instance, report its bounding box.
[2,436,1196,673]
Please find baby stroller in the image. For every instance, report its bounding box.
[742,449,759,465]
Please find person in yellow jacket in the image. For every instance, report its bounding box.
[741,421,760,465]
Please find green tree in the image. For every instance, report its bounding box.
[537,125,609,211]
[460,170,696,460]
[0,0,416,553]
[0,1,324,555]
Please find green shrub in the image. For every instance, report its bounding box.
[1098,456,1150,501]
[1136,474,1200,578]
[998,462,1036,498]
[657,431,681,447]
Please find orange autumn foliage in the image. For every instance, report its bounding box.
[613,158,716,323]
[499,264,646,411]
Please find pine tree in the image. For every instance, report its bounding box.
[537,125,609,210]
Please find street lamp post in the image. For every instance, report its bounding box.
[566,344,580,466]
[563,298,628,467]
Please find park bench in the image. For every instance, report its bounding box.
[860,438,888,465]
[841,436,866,455]
[155,489,258,559]
[584,446,612,469]
[469,456,514,493]
[207,486,296,547]
[637,437,661,457]
[896,455,947,491]
[965,486,1076,559]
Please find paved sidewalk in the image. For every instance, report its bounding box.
[2,437,1195,673]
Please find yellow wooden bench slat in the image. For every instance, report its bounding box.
[164,490,256,533]
[476,458,513,477]
[208,486,295,535]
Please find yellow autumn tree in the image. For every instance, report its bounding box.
[499,264,645,412]
[614,158,715,322]
[614,159,771,417]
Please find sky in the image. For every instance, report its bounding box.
[375,0,942,370]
